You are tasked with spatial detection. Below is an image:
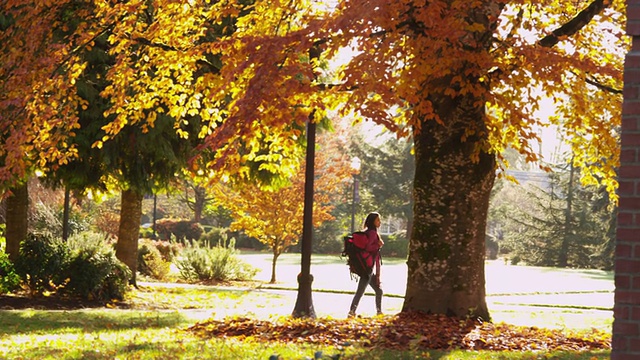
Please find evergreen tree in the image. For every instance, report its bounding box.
[352,135,415,237]
[495,162,615,269]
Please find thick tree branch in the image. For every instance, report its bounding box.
[538,0,607,48]
[536,0,622,94]
[585,75,623,94]
[50,22,117,79]
[565,67,623,96]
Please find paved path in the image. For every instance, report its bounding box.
[228,253,614,330]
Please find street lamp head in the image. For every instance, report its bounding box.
[350,156,362,175]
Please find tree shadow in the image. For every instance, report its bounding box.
[0,293,108,311]
[0,309,191,336]
[10,340,179,359]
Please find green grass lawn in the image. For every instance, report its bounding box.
[0,254,614,359]
[0,285,610,359]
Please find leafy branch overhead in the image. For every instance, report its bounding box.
[0,0,626,192]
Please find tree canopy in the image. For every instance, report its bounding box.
[1,1,626,192]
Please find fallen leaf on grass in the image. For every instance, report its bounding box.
[185,311,610,352]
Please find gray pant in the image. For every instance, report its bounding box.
[349,271,383,314]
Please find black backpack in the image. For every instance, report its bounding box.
[342,231,373,279]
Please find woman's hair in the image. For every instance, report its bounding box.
[363,212,381,230]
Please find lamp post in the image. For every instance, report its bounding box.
[350,157,361,233]
[292,120,316,318]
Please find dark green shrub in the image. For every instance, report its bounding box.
[231,231,265,250]
[152,240,182,262]
[176,241,257,283]
[63,232,131,301]
[187,222,204,242]
[0,251,20,294]
[154,219,173,240]
[139,226,155,239]
[31,201,90,238]
[485,235,499,260]
[155,219,203,242]
[64,251,131,301]
[380,231,408,259]
[15,232,69,295]
[311,221,346,254]
[137,239,171,280]
[199,227,233,247]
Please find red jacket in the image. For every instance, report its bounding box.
[363,228,382,277]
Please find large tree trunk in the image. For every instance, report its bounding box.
[400,0,501,322]
[402,94,496,321]
[5,183,28,261]
[116,189,143,285]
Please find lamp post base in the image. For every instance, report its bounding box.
[291,273,316,318]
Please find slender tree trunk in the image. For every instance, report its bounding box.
[193,186,205,223]
[270,248,280,284]
[152,194,157,239]
[116,189,143,285]
[62,187,71,241]
[5,183,28,261]
[402,93,495,321]
[292,120,316,318]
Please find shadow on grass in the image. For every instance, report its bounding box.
[0,309,191,336]
[13,347,68,360]
[12,341,167,360]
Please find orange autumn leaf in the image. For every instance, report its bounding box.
[186,311,611,352]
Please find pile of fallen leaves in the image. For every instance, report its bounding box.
[186,312,610,351]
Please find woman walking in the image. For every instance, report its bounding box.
[348,212,384,317]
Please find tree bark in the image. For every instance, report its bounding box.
[5,183,28,262]
[398,0,505,321]
[270,249,280,284]
[402,94,495,321]
[193,185,205,223]
[115,189,143,285]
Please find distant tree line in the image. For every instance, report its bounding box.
[488,159,615,270]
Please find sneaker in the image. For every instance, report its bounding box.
[348,310,356,318]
